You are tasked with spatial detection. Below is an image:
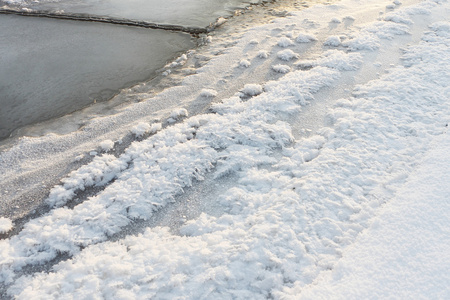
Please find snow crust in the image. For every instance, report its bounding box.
[1,0,450,298]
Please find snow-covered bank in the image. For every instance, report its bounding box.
[1,0,450,298]
[299,129,450,299]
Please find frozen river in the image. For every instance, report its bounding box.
[0,0,265,139]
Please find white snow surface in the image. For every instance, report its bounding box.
[1,0,450,298]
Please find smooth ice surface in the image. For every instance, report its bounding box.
[0,15,193,139]
[2,0,264,27]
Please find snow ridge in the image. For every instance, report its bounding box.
[0,66,342,285]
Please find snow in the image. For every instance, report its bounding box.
[277,49,299,61]
[0,218,13,234]
[272,64,291,74]
[99,140,114,152]
[277,36,295,47]
[1,0,450,298]
[295,32,318,43]
[130,122,150,137]
[3,0,261,28]
[299,130,450,299]
[239,58,251,68]
[323,35,342,46]
[241,84,263,96]
[200,89,218,98]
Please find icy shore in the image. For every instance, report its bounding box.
[1,0,449,298]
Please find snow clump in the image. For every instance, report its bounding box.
[257,50,269,59]
[272,64,291,74]
[295,33,318,43]
[99,140,114,152]
[277,49,299,61]
[0,217,13,234]
[239,59,251,68]
[296,50,363,71]
[324,36,342,46]
[331,17,342,23]
[241,84,263,96]
[149,123,162,134]
[200,89,218,98]
[277,36,295,47]
[170,108,189,120]
[131,122,150,137]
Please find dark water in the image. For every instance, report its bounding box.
[0,15,194,139]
